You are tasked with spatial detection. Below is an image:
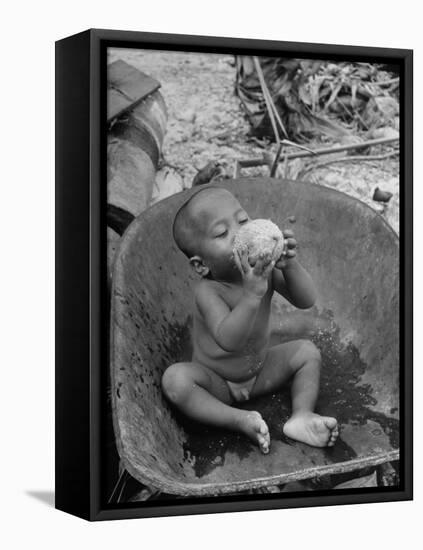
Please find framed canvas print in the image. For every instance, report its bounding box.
[55,29,413,521]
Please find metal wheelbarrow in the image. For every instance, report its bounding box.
[110,178,399,496]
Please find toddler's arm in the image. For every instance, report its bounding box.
[272,229,317,308]
[196,251,274,352]
[272,259,317,309]
[195,282,262,352]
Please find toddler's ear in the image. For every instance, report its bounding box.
[189,256,210,278]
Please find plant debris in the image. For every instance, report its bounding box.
[236,57,399,142]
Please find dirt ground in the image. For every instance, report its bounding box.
[108,48,399,233]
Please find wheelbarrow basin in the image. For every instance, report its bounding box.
[110,178,399,496]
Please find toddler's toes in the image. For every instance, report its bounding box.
[283,413,339,448]
[328,425,339,447]
[239,411,271,454]
[258,434,270,454]
[259,423,269,436]
[323,417,338,431]
[258,423,270,453]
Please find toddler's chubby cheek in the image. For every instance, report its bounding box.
[233,219,285,264]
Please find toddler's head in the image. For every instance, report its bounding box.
[173,185,250,280]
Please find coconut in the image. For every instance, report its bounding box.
[233,219,285,264]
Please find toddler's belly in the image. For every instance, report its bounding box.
[193,337,268,382]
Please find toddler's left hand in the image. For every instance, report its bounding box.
[275,229,297,269]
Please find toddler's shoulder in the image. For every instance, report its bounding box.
[194,279,230,310]
[194,278,219,300]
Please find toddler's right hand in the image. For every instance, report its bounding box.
[234,247,275,298]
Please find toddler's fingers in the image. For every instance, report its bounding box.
[239,247,252,272]
[286,237,297,249]
[253,253,272,275]
[252,258,265,276]
[235,247,251,273]
[236,248,250,274]
[283,229,294,238]
[263,260,275,277]
[233,249,243,273]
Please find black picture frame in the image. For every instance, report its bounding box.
[55,28,413,521]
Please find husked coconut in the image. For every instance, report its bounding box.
[233,219,285,264]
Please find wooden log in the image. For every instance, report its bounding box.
[107,137,156,217]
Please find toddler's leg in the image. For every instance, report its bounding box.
[162,362,270,453]
[251,340,338,447]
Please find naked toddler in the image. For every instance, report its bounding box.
[162,185,338,453]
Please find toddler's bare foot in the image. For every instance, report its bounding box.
[236,411,270,454]
[283,412,338,447]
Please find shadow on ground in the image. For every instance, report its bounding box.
[26,490,55,508]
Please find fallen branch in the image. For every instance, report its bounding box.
[299,150,399,177]
[238,136,399,169]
